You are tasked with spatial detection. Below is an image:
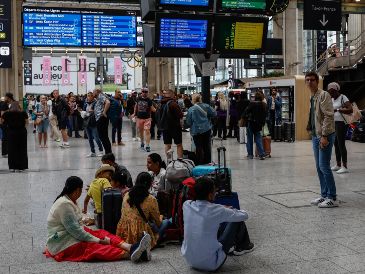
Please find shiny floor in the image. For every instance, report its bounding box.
[1,122,365,274]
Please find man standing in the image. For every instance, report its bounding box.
[267,88,282,136]
[133,89,155,152]
[158,89,184,159]
[93,89,111,154]
[305,72,338,208]
[126,91,138,141]
[110,89,125,146]
[52,90,70,148]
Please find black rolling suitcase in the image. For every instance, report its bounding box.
[102,189,123,234]
[274,124,282,141]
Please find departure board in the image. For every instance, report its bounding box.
[214,17,268,54]
[158,17,208,49]
[82,14,136,47]
[159,0,210,7]
[23,12,82,47]
[22,7,140,47]
[218,0,266,10]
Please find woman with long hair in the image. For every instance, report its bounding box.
[117,172,169,248]
[45,176,152,263]
[147,153,167,196]
[215,92,228,139]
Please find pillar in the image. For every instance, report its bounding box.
[146,57,174,95]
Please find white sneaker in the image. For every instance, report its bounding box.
[132,137,137,141]
[331,165,341,171]
[97,152,104,157]
[86,153,96,157]
[318,198,339,208]
[62,143,70,148]
[310,197,326,206]
[336,167,349,174]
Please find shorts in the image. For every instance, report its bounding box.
[58,118,68,130]
[37,119,49,133]
[137,118,152,130]
[163,128,182,145]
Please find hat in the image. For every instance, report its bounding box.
[95,164,115,178]
[327,82,340,91]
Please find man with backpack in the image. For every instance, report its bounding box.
[93,88,111,154]
[157,89,184,159]
[181,177,254,272]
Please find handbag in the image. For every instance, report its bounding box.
[34,117,43,126]
[340,96,362,124]
[136,204,160,233]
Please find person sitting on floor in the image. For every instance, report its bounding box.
[45,176,152,263]
[101,153,133,188]
[116,172,170,249]
[110,172,130,199]
[181,176,254,272]
[146,153,167,196]
[83,164,114,225]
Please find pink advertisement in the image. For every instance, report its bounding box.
[78,56,87,86]
[114,56,123,85]
[42,56,52,86]
[61,56,71,86]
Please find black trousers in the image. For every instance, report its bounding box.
[217,116,227,138]
[193,129,212,165]
[268,110,276,136]
[1,125,7,156]
[97,116,112,154]
[334,121,348,165]
[228,116,238,137]
[112,118,122,143]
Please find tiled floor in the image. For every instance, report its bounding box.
[1,123,365,274]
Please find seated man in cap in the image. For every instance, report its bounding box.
[83,164,115,226]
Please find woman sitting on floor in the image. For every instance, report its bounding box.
[116,172,170,248]
[45,176,151,263]
[146,153,167,196]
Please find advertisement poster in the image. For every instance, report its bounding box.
[42,56,52,86]
[114,56,123,85]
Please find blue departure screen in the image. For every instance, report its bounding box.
[82,15,136,47]
[23,13,82,46]
[159,0,210,6]
[159,18,208,49]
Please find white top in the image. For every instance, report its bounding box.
[332,94,349,122]
[150,168,166,196]
[47,100,53,116]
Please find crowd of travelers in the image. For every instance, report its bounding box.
[0,70,362,270]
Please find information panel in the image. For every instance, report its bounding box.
[217,0,266,11]
[0,0,12,68]
[159,0,210,6]
[214,17,268,54]
[22,7,140,47]
[158,17,208,49]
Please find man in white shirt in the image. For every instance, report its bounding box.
[181,177,254,272]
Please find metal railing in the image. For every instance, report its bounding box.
[311,30,365,75]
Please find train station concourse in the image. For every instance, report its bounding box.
[0,0,365,273]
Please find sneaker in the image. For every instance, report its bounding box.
[97,152,104,157]
[130,232,151,263]
[145,146,151,152]
[140,232,152,261]
[112,142,118,146]
[132,137,137,141]
[62,143,70,148]
[55,138,61,142]
[336,167,349,174]
[310,197,326,206]
[331,165,341,171]
[86,153,96,157]
[318,198,339,208]
[140,142,145,149]
[246,155,253,160]
[137,137,141,142]
[233,243,255,256]
[259,156,265,160]
[118,142,125,146]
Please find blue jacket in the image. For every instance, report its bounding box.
[267,96,282,121]
[186,103,216,136]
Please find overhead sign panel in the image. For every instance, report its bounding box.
[0,0,12,68]
[157,0,214,11]
[155,13,212,53]
[22,7,141,48]
[214,16,268,55]
[217,0,266,11]
[303,0,341,31]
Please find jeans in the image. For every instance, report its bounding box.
[218,221,251,254]
[312,133,337,200]
[96,116,112,154]
[158,219,171,240]
[129,116,137,138]
[112,118,123,143]
[246,125,265,157]
[86,126,103,154]
[193,130,212,165]
[334,121,348,165]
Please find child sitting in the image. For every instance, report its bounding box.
[83,164,115,225]
[181,176,254,272]
[110,172,130,199]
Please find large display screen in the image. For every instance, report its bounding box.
[157,0,214,11]
[214,16,268,54]
[217,0,267,11]
[156,14,211,51]
[22,7,141,47]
